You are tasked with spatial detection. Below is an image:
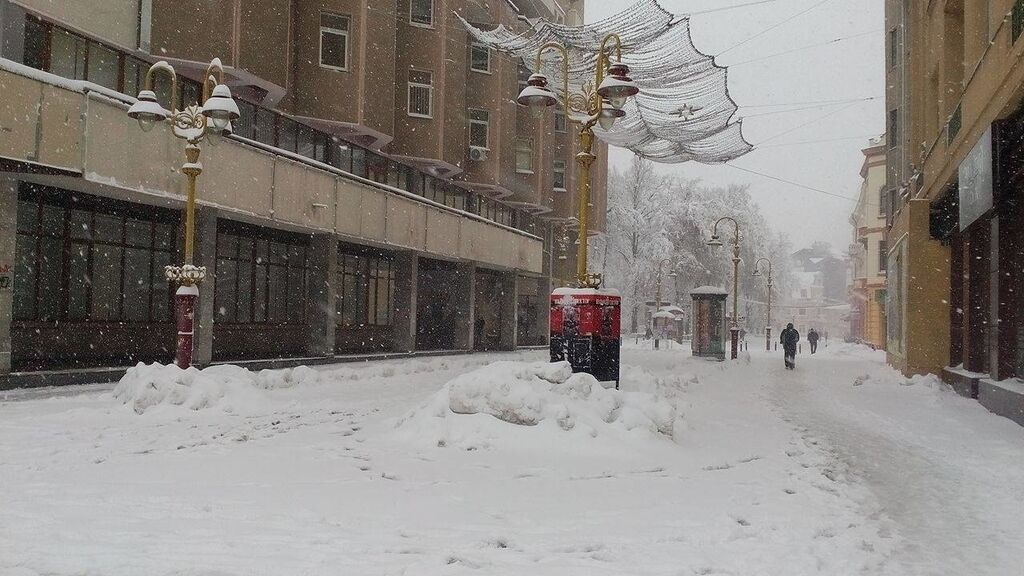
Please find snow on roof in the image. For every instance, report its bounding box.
[551,287,621,296]
[659,305,686,314]
[652,311,676,319]
[690,286,729,295]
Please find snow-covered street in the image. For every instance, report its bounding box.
[2,345,1023,576]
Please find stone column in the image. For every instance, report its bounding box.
[306,234,337,357]
[497,272,518,350]
[191,206,218,367]
[453,262,476,351]
[391,251,419,353]
[0,177,16,374]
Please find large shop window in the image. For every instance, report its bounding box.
[13,185,176,324]
[215,225,308,325]
[337,249,395,327]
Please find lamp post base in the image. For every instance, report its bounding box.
[765,327,772,352]
[174,284,199,369]
[730,326,739,360]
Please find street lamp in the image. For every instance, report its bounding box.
[707,216,741,360]
[127,58,240,368]
[518,35,639,288]
[752,257,774,352]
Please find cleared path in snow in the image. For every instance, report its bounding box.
[763,345,1024,576]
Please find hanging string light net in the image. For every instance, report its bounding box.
[459,0,752,164]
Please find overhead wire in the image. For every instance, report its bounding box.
[723,163,859,203]
[725,29,884,67]
[716,0,837,57]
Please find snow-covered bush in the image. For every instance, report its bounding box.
[113,363,320,414]
[393,361,682,447]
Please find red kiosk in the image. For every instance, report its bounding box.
[550,288,621,387]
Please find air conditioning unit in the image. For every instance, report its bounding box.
[469,146,489,161]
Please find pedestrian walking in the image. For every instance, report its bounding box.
[808,328,820,354]
[780,323,800,369]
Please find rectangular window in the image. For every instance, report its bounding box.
[13,184,175,324]
[515,138,533,173]
[216,225,307,325]
[86,42,120,90]
[888,109,898,149]
[410,0,433,26]
[408,70,433,118]
[878,240,888,274]
[337,247,394,327]
[320,13,349,71]
[553,160,567,190]
[1014,0,1024,42]
[888,28,898,69]
[555,109,567,133]
[470,43,490,73]
[468,109,489,148]
[49,29,86,80]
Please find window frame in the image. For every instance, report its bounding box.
[470,43,491,73]
[409,0,434,28]
[468,109,489,149]
[554,109,567,133]
[319,12,350,72]
[878,240,888,275]
[407,69,434,118]
[553,160,567,191]
[515,138,533,173]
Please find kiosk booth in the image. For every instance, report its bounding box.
[690,286,728,361]
[550,288,621,387]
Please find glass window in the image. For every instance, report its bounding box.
[410,0,433,26]
[279,118,298,152]
[320,13,350,71]
[23,17,48,71]
[49,29,86,80]
[408,70,433,118]
[553,160,567,190]
[469,109,489,148]
[351,147,366,178]
[255,108,277,145]
[878,240,888,274]
[123,57,146,97]
[86,42,119,90]
[297,125,316,158]
[13,234,37,320]
[515,139,533,172]
[470,44,490,73]
[235,100,257,140]
[216,227,307,325]
[555,109,567,133]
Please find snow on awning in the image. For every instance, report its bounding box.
[459,0,752,164]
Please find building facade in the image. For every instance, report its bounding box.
[0,0,606,374]
[848,136,888,350]
[885,0,1024,423]
[782,246,849,342]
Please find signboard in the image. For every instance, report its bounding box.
[958,126,993,230]
[0,263,11,292]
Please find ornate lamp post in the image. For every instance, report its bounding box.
[707,217,741,360]
[127,58,240,368]
[517,35,639,288]
[752,257,774,352]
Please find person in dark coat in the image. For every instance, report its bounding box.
[807,328,820,354]
[780,323,800,369]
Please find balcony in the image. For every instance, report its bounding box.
[0,61,543,274]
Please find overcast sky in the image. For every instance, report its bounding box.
[586,0,885,254]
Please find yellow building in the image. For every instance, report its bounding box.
[848,136,887,350]
[886,0,1024,424]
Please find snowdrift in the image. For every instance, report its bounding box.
[394,361,682,447]
[113,362,320,414]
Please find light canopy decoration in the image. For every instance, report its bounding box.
[460,0,752,164]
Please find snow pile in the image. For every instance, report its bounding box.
[394,361,681,447]
[113,363,320,414]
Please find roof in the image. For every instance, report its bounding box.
[690,286,729,295]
